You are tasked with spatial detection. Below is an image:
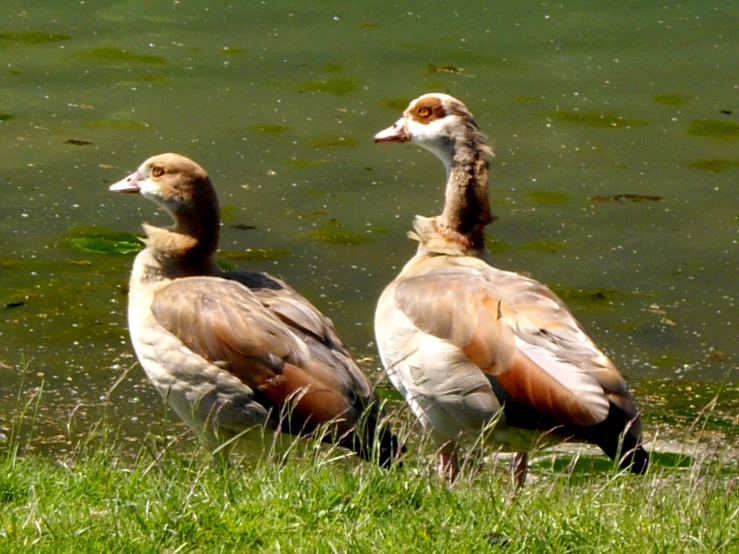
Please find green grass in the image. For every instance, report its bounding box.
[0,374,737,552]
[1,437,736,552]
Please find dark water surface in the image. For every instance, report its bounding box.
[1,1,736,451]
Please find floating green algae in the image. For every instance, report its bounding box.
[444,51,513,68]
[324,63,344,74]
[526,190,570,205]
[686,159,739,173]
[286,158,329,169]
[515,96,542,103]
[652,94,694,107]
[550,286,652,312]
[548,111,648,128]
[484,238,512,255]
[520,240,569,253]
[0,113,13,122]
[249,124,290,135]
[84,120,148,130]
[299,78,358,96]
[75,47,167,65]
[305,227,369,246]
[230,224,256,231]
[649,353,694,370]
[304,135,358,148]
[426,63,468,76]
[686,119,739,141]
[136,74,170,84]
[423,80,448,90]
[554,286,648,302]
[381,98,411,111]
[220,46,245,56]
[219,205,240,222]
[399,41,429,50]
[638,379,739,441]
[591,194,663,203]
[289,209,328,219]
[57,226,142,255]
[0,31,71,45]
[218,248,291,263]
[0,256,32,271]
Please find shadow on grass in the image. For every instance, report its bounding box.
[536,450,694,476]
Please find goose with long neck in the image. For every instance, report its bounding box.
[110,153,400,466]
[376,93,494,254]
[374,94,648,485]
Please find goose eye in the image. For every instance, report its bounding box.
[151,166,165,178]
[417,107,431,117]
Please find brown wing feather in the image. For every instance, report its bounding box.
[223,269,375,406]
[495,350,603,427]
[482,265,631,397]
[397,272,517,374]
[394,263,625,428]
[259,363,354,433]
[152,277,357,432]
[224,269,350,355]
[153,278,295,388]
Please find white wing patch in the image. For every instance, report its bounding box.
[513,335,610,423]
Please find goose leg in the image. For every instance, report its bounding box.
[511,452,528,489]
[438,443,460,484]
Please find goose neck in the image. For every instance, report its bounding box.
[437,138,493,248]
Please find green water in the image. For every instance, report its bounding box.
[0,1,736,450]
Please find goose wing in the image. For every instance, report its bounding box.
[151,276,362,433]
[389,256,633,429]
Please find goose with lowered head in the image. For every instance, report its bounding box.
[374,93,648,485]
[109,153,400,467]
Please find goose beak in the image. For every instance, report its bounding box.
[109,170,142,193]
[374,118,410,143]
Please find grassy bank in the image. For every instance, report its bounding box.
[1,415,737,553]
[0,364,737,552]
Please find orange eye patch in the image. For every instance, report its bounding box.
[411,97,445,123]
[151,166,165,178]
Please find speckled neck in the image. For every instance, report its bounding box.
[437,126,494,250]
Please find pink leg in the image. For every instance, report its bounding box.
[511,452,528,489]
[438,445,460,484]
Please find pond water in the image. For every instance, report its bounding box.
[1,0,737,452]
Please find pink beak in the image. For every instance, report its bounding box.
[109,170,141,193]
[374,118,409,143]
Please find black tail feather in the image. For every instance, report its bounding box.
[487,373,649,474]
[591,407,649,475]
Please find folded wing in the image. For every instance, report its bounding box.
[151,277,362,436]
[392,258,637,434]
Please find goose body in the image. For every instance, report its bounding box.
[111,153,399,466]
[374,94,647,483]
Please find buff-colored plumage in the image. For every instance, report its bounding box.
[111,153,400,466]
[375,94,648,484]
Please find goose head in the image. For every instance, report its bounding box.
[110,153,221,267]
[110,153,219,223]
[375,94,494,250]
[374,93,489,172]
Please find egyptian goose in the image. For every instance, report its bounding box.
[110,153,400,466]
[374,94,648,485]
